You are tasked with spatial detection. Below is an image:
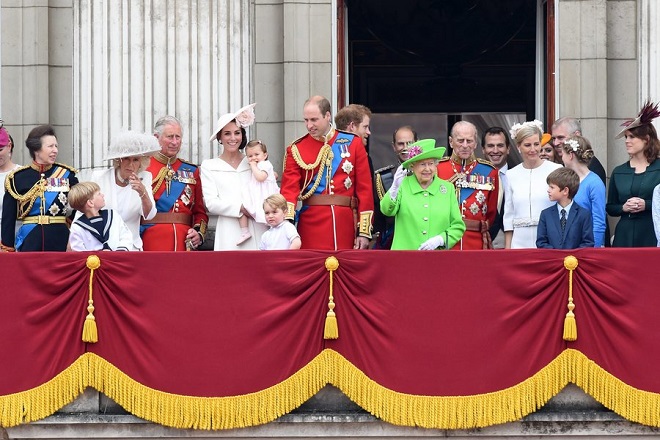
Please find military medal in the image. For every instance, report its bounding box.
[342,160,354,174]
[344,176,352,189]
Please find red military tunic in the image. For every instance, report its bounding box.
[280,128,374,250]
[142,153,208,251]
[436,155,499,250]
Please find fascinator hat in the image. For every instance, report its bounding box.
[615,100,660,139]
[0,119,9,146]
[401,139,446,169]
[104,130,161,161]
[209,103,256,142]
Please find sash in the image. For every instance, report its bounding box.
[142,163,198,234]
[73,210,112,250]
[304,132,354,195]
[156,163,197,213]
[15,166,71,250]
[457,162,495,205]
[298,132,354,222]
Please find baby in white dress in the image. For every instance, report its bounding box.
[237,140,280,244]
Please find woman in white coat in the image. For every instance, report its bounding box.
[201,104,268,250]
[90,131,159,251]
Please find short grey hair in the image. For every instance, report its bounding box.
[154,116,182,136]
[552,117,581,135]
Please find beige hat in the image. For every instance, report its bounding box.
[209,103,256,142]
[615,100,660,139]
[104,131,161,161]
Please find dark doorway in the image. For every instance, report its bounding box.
[344,0,540,117]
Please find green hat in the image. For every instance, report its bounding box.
[401,139,446,169]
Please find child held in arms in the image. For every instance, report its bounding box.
[536,168,594,249]
[68,181,133,251]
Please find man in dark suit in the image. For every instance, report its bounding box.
[536,168,594,249]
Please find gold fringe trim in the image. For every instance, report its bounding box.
[4,350,660,430]
[0,355,89,428]
[563,255,578,341]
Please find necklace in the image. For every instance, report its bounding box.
[116,169,129,185]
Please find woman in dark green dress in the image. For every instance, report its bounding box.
[606,101,660,247]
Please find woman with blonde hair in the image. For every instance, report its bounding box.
[503,120,562,248]
[90,131,159,251]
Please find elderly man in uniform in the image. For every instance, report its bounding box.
[141,116,208,251]
[280,95,373,250]
[436,121,498,249]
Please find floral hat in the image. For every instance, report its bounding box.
[104,130,161,161]
[209,103,256,142]
[509,120,543,141]
[0,119,9,146]
[401,139,446,169]
[615,100,660,139]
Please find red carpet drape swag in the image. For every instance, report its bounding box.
[1,248,660,429]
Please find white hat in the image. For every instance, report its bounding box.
[104,131,162,161]
[209,103,256,142]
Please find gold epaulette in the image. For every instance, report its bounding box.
[55,162,79,173]
[476,158,496,168]
[374,164,395,175]
[179,158,199,167]
[4,165,29,190]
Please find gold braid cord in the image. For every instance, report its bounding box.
[375,174,386,200]
[5,173,47,219]
[151,166,171,195]
[563,256,578,341]
[290,143,333,200]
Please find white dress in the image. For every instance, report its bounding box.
[503,160,562,249]
[244,160,280,224]
[200,156,268,250]
[91,168,157,251]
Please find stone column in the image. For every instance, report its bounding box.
[0,0,73,166]
[72,0,251,171]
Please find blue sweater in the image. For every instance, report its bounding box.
[573,171,606,247]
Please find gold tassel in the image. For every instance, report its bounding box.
[563,255,578,341]
[324,256,339,339]
[82,255,101,343]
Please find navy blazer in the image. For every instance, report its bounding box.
[536,203,594,249]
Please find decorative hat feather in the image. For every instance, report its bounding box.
[615,100,660,139]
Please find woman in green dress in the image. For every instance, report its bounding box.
[380,139,465,250]
[606,101,660,247]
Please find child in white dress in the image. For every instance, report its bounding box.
[68,182,133,251]
[237,140,280,244]
[259,194,301,250]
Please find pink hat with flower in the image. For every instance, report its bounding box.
[209,103,256,142]
[0,119,9,146]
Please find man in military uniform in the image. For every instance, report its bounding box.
[280,96,373,250]
[436,121,498,250]
[141,116,208,251]
[372,125,418,249]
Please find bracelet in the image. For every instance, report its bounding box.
[140,192,147,198]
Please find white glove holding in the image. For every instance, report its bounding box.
[418,234,444,251]
[389,165,408,200]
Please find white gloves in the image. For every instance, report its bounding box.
[418,234,444,251]
[389,165,408,200]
